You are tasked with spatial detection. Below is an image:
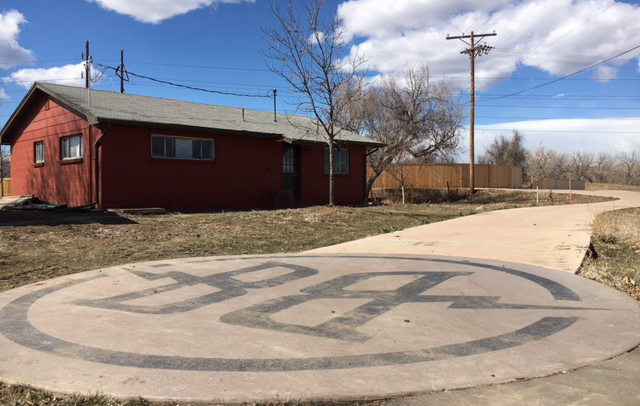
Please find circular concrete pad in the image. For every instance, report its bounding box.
[1,254,639,403]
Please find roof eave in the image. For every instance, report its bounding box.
[93,117,284,140]
[0,83,40,145]
[0,82,100,144]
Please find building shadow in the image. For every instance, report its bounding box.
[0,209,138,227]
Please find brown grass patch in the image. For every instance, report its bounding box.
[579,207,640,300]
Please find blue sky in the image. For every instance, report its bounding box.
[1,0,639,160]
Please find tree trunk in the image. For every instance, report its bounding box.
[328,140,335,206]
[363,169,383,205]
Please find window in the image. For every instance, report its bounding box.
[61,135,83,160]
[324,148,349,175]
[152,135,215,161]
[34,141,44,164]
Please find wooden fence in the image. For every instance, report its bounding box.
[371,164,523,189]
[0,178,9,197]
[532,177,585,190]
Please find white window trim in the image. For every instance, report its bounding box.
[61,135,83,160]
[34,141,44,164]
[151,135,215,161]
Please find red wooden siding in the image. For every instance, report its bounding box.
[100,126,367,210]
[299,145,367,206]
[99,126,283,211]
[6,95,368,210]
[7,95,94,207]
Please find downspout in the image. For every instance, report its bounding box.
[92,123,110,208]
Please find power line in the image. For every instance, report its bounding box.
[97,64,273,98]
[477,115,640,120]
[475,104,640,110]
[481,43,640,102]
[520,2,616,65]
[476,128,640,134]
[101,59,272,73]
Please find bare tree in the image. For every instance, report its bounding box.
[569,151,594,182]
[262,0,366,205]
[337,84,407,202]
[548,151,570,179]
[479,130,527,169]
[526,146,553,184]
[387,150,416,204]
[339,64,464,202]
[383,65,464,162]
[592,152,614,184]
[616,149,640,185]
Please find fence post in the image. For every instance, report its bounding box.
[569,179,572,204]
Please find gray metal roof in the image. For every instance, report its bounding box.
[0,82,382,146]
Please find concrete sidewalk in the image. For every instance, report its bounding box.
[315,189,640,406]
[311,189,640,273]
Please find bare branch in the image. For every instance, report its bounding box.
[262,0,366,205]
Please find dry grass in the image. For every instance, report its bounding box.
[587,183,640,192]
[579,207,640,300]
[0,189,611,293]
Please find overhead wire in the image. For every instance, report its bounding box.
[96,64,273,98]
[519,1,616,65]
[479,43,640,102]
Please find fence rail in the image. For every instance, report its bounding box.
[370,164,523,189]
[0,178,9,197]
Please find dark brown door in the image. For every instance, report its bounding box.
[283,145,301,200]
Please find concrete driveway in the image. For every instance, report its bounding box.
[0,189,638,404]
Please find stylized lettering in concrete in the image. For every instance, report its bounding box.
[0,256,603,371]
[74,261,318,314]
[221,270,594,342]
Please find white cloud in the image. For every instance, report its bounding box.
[87,0,254,24]
[338,0,640,90]
[3,63,86,89]
[0,88,8,100]
[474,118,640,157]
[0,10,35,70]
[592,65,617,82]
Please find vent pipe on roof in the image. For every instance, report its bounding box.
[273,89,277,122]
[242,108,245,121]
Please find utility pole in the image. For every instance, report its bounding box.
[85,41,90,89]
[115,50,129,93]
[447,31,496,193]
[120,50,125,93]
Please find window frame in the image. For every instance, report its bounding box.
[324,148,350,175]
[34,141,44,164]
[60,135,83,160]
[151,135,215,161]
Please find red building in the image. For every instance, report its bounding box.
[0,83,381,211]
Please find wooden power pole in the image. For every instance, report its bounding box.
[85,41,90,89]
[447,31,496,193]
